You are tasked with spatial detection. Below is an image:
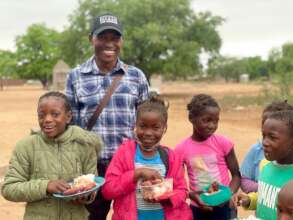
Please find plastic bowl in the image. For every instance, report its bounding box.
[140,178,173,199]
[199,183,232,206]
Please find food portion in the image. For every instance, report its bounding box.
[200,182,232,206]
[140,178,173,199]
[62,174,96,195]
[141,178,162,186]
[207,181,219,194]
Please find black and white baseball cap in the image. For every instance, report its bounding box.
[91,13,123,36]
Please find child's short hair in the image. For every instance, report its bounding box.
[266,110,293,136]
[38,91,72,112]
[263,100,293,113]
[187,94,220,119]
[137,95,169,124]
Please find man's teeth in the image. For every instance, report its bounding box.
[104,51,115,55]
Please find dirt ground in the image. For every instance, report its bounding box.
[0,81,262,219]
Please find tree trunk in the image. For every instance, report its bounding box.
[0,78,3,91]
[40,79,49,90]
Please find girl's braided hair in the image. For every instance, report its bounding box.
[137,95,169,124]
[38,91,72,112]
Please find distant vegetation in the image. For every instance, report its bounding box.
[0,0,292,101]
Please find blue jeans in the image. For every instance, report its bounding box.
[190,203,237,220]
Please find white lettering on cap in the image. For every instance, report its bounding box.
[100,15,118,24]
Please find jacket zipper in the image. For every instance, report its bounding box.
[58,142,62,220]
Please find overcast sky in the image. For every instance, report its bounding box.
[1,0,293,59]
[192,0,293,59]
[0,0,77,50]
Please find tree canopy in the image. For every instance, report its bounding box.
[268,43,293,97]
[208,56,246,82]
[207,55,269,82]
[0,50,17,78]
[60,0,223,80]
[15,23,62,87]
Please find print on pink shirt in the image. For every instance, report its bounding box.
[188,155,220,190]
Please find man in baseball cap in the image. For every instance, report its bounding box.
[65,12,149,220]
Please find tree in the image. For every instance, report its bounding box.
[207,55,246,82]
[267,43,293,98]
[0,50,17,90]
[244,56,268,79]
[15,23,62,88]
[267,47,282,75]
[267,43,293,75]
[60,0,223,81]
[208,55,269,82]
[0,50,17,77]
[282,42,293,59]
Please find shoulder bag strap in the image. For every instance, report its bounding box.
[86,64,128,131]
[158,146,169,174]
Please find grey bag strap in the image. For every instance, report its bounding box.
[158,146,169,173]
[86,64,128,131]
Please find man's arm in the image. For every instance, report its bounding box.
[65,71,81,125]
[137,68,149,103]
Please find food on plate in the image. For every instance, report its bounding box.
[207,181,219,194]
[200,183,232,206]
[62,174,96,195]
[141,178,163,186]
[140,178,173,199]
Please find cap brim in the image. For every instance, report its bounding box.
[93,26,122,36]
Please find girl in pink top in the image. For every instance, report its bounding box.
[175,94,240,220]
[102,96,192,220]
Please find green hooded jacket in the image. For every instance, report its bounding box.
[1,125,103,220]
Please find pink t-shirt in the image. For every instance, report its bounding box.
[175,134,233,192]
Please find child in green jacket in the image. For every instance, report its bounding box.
[1,91,103,220]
